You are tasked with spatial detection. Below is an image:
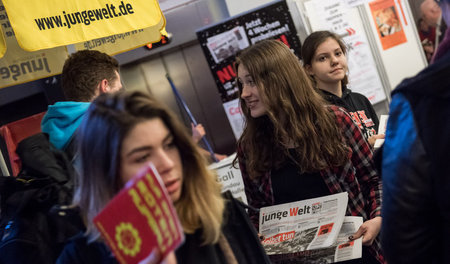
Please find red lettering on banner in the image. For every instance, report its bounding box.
[228,107,241,115]
[216,64,236,84]
[277,34,290,47]
[262,231,295,245]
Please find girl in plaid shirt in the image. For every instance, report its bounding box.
[235,40,384,263]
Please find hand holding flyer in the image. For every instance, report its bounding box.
[374,115,388,149]
[94,164,184,264]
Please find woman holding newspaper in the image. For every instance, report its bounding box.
[57,91,270,264]
[235,40,384,263]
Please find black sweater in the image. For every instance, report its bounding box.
[319,87,379,141]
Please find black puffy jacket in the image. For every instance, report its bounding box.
[381,51,450,263]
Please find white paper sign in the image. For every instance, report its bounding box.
[209,153,248,204]
[374,114,388,149]
[344,0,371,8]
[223,98,245,140]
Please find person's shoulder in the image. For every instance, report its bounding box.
[57,234,115,264]
[348,92,376,114]
[326,105,354,129]
[57,233,88,264]
[349,91,370,102]
[326,105,351,119]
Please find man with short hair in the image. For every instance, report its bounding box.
[41,50,122,157]
[0,50,122,264]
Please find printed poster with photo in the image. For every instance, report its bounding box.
[196,0,300,139]
[369,0,407,50]
[206,26,249,64]
[196,0,301,103]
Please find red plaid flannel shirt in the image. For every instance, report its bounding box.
[237,106,384,263]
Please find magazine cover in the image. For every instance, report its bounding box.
[94,163,184,264]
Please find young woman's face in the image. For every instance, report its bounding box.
[238,64,267,118]
[306,37,348,88]
[120,118,183,202]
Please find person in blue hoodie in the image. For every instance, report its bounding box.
[0,50,123,264]
[41,50,123,159]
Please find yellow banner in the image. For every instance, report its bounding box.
[0,26,5,59]
[3,0,164,51]
[0,2,68,89]
[74,21,166,55]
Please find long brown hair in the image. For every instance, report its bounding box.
[301,30,349,88]
[236,39,348,178]
[75,91,224,244]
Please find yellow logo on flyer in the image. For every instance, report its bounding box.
[115,222,142,257]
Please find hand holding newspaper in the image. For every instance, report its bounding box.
[94,164,184,264]
[259,193,364,262]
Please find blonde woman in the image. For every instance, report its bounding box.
[57,91,270,264]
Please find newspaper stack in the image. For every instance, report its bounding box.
[260,192,364,263]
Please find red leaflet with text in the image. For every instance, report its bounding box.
[94,164,184,264]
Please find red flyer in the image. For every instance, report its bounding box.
[94,163,184,264]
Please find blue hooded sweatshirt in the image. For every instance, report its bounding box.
[41,101,90,150]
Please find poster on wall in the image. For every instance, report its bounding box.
[0,1,68,89]
[196,0,301,138]
[369,0,407,50]
[301,0,386,104]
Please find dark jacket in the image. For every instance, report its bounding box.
[381,51,450,264]
[0,133,81,264]
[56,192,271,264]
[319,87,379,141]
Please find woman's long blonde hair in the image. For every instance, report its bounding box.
[236,40,348,178]
[75,91,224,244]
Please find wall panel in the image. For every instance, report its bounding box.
[121,42,237,155]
